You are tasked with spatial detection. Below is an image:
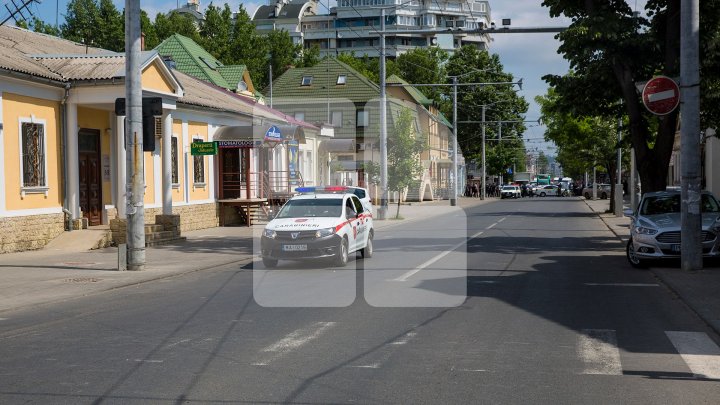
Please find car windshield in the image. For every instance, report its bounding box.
[352,188,366,199]
[276,198,343,218]
[502,186,515,190]
[641,194,720,215]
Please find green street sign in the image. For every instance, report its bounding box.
[191,141,218,156]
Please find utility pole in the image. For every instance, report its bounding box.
[378,8,388,220]
[451,76,458,206]
[680,0,702,271]
[481,105,486,200]
[125,0,145,270]
[615,117,623,216]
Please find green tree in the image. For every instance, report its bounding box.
[298,45,321,68]
[541,0,720,192]
[200,3,233,61]
[153,11,202,46]
[335,53,399,84]
[537,88,626,211]
[444,46,528,175]
[537,151,550,174]
[21,16,61,36]
[61,0,100,46]
[266,29,302,87]
[388,109,427,218]
[96,0,123,51]
[396,47,448,102]
[228,5,268,87]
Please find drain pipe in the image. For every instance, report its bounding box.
[60,83,72,231]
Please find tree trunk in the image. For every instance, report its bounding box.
[396,192,401,219]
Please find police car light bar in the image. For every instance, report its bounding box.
[295,186,349,193]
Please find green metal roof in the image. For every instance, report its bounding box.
[267,58,381,103]
[155,34,250,92]
[437,111,453,129]
[386,74,433,107]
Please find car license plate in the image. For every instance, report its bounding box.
[282,244,307,252]
[672,244,681,253]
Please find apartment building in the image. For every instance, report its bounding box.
[253,0,492,58]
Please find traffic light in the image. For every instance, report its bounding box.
[114,97,162,152]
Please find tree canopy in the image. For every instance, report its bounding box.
[541,0,720,192]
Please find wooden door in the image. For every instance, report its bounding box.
[78,129,102,226]
[220,148,241,199]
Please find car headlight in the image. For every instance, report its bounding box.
[315,228,335,238]
[635,226,658,235]
[263,229,276,239]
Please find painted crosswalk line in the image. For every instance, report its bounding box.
[577,329,623,375]
[665,331,720,380]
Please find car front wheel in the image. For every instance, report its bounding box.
[540,192,546,197]
[334,238,349,267]
[626,239,647,269]
[361,233,373,259]
[262,257,278,268]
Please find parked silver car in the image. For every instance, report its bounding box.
[583,183,612,199]
[625,190,720,268]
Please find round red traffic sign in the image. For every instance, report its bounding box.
[642,76,680,115]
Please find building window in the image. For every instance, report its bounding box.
[20,121,46,188]
[301,76,313,86]
[295,112,305,121]
[193,137,205,184]
[357,110,369,127]
[337,75,347,85]
[331,111,343,127]
[171,137,179,185]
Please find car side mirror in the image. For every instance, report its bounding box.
[347,210,357,220]
[623,208,634,218]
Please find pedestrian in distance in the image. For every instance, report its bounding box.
[557,182,562,197]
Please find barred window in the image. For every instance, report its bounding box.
[193,138,205,184]
[21,122,46,187]
[171,137,179,184]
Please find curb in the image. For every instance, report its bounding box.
[0,255,255,315]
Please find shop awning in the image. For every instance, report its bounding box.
[213,124,306,144]
[320,138,355,153]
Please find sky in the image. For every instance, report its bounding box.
[23,1,646,156]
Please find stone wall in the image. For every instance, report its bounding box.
[146,203,219,232]
[0,213,65,254]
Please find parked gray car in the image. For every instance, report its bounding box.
[625,190,720,268]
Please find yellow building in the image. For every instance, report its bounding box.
[0,26,317,253]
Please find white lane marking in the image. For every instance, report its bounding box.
[0,318,7,321]
[392,229,486,282]
[164,339,192,348]
[486,223,497,229]
[132,359,164,363]
[498,217,506,223]
[349,331,418,369]
[665,331,720,379]
[252,322,336,366]
[455,368,488,372]
[584,283,659,287]
[577,329,622,375]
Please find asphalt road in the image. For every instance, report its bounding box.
[1,196,719,404]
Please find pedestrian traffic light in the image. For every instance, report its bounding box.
[114,97,162,152]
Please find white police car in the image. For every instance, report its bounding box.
[260,186,374,268]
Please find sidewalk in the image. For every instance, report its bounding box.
[584,197,720,334]
[0,197,491,313]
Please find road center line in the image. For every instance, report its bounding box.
[584,283,659,287]
[392,228,488,282]
[665,331,720,379]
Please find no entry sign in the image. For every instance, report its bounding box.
[642,76,680,115]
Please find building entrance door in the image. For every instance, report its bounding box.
[78,129,102,226]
